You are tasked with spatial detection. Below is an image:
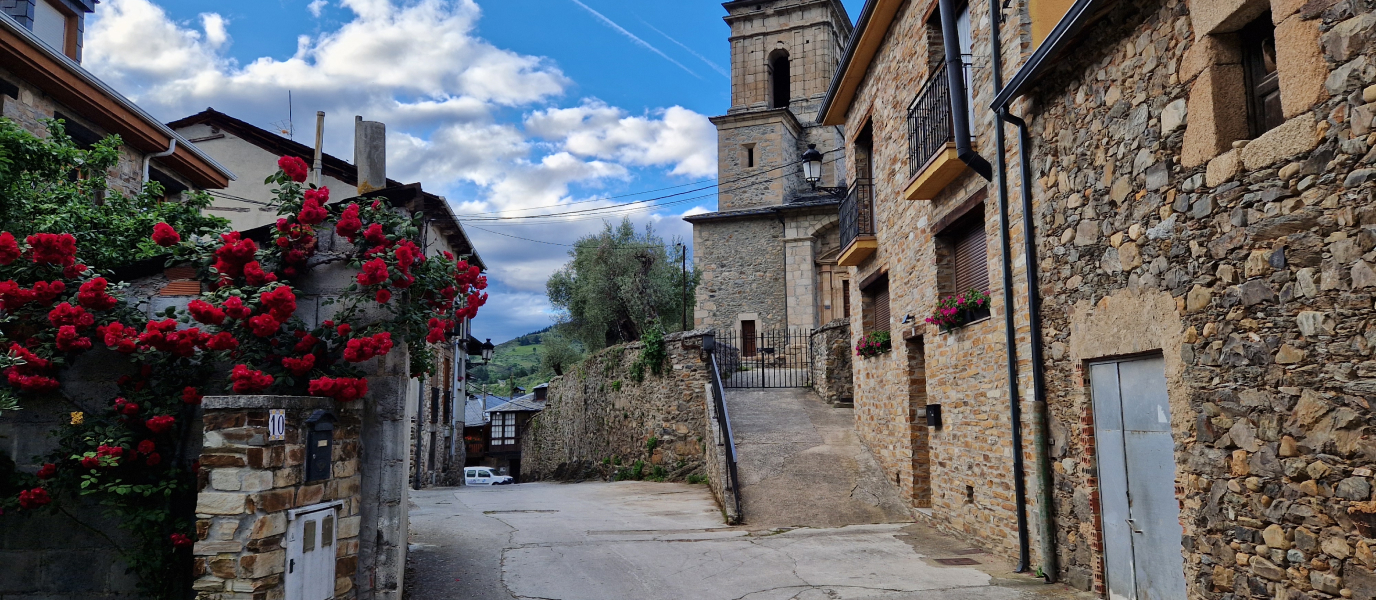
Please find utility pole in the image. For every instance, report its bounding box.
[311,111,325,186]
[678,242,687,331]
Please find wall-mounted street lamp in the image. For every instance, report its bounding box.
[480,338,495,364]
[801,144,824,188]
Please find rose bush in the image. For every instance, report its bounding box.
[0,158,486,598]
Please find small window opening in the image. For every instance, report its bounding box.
[966,485,975,503]
[744,144,755,168]
[1240,13,1282,138]
[769,50,791,109]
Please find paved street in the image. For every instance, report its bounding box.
[406,482,1088,600]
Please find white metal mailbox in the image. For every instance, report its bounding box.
[286,501,342,600]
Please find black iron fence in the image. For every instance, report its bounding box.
[706,351,742,522]
[908,62,955,178]
[710,328,812,388]
[839,179,875,253]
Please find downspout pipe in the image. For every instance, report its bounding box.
[1000,109,1058,583]
[986,0,1030,574]
[937,0,993,181]
[141,138,176,188]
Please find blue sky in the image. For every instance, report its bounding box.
[84,0,865,343]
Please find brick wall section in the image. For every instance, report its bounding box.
[522,332,714,489]
[809,318,853,404]
[1016,0,1376,596]
[192,396,362,600]
[839,0,1034,564]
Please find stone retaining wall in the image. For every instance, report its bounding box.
[522,331,716,494]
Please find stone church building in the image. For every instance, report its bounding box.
[686,0,855,337]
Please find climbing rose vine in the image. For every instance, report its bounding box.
[0,158,485,598]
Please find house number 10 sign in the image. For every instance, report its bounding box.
[268,409,287,442]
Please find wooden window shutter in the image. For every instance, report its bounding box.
[952,223,988,294]
[875,284,890,331]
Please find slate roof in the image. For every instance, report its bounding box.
[463,397,489,427]
[486,393,545,414]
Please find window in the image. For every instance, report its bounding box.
[769,50,790,109]
[492,413,517,446]
[934,193,991,324]
[1241,14,1282,138]
[743,144,755,168]
[842,281,852,319]
[951,218,988,295]
[52,112,101,149]
[31,0,73,57]
[861,274,890,333]
[954,1,975,129]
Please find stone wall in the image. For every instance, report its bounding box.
[192,395,362,599]
[522,331,712,487]
[809,318,853,405]
[1019,0,1376,595]
[693,216,790,332]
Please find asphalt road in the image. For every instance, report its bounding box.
[405,481,1089,600]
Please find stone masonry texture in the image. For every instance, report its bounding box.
[1016,0,1376,596]
[522,332,734,510]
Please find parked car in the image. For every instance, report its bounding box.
[465,467,513,485]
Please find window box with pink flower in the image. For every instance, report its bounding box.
[926,289,991,332]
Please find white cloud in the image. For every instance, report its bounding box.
[526,101,716,177]
[84,0,718,342]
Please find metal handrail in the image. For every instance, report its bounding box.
[707,350,743,522]
[908,62,956,178]
[839,179,875,252]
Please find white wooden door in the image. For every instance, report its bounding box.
[286,503,338,600]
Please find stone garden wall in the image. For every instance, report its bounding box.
[192,395,361,599]
[522,331,713,488]
[809,318,853,405]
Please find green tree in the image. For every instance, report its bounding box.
[539,332,583,376]
[0,119,228,270]
[546,218,699,351]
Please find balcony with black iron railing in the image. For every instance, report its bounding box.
[837,179,876,267]
[903,62,970,201]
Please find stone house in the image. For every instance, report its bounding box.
[168,108,488,490]
[819,0,1376,597]
[814,0,1041,568]
[0,6,234,198]
[686,0,855,343]
[482,386,546,482]
[986,0,1376,597]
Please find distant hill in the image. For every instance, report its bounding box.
[468,326,567,394]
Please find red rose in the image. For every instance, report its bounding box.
[182,386,203,405]
[151,222,180,247]
[81,456,99,469]
[298,196,329,225]
[206,332,240,351]
[188,300,226,325]
[281,354,316,376]
[336,323,352,336]
[25,233,77,266]
[137,440,155,454]
[145,415,176,434]
[259,286,297,320]
[55,325,92,352]
[230,364,274,394]
[278,156,309,182]
[48,302,93,330]
[309,376,368,401]
[144,452,161,466]
[357,258,389,286]
[170,532,192,548]
[222,296,252,320]
[244,262,278,286]
[36,463,56,479]
[120,401,140,415]
[335,204,363,241]
[97,322,138,353]
[0,232,20,264]
[375,289,391,304]
[18,487,51,509]
[248,314,282,337]
[77,277,119,310]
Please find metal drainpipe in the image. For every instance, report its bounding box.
[1000,109,1058,583]
[986,0,1030,574]
[937,0,993,181]
[141,138,176,189]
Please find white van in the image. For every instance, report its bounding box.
[464,467,513,486]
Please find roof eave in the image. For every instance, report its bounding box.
[990,0,1112,111]
[0,12,236,187]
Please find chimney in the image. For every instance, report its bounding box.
[354,116,386,194]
